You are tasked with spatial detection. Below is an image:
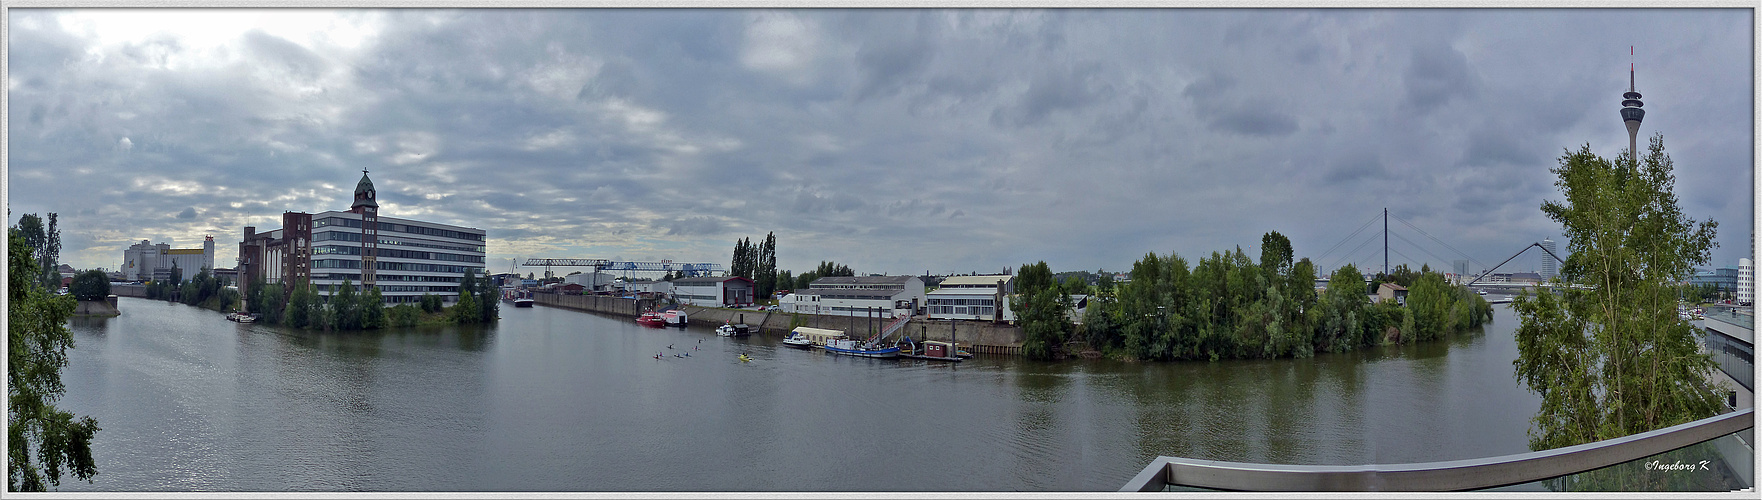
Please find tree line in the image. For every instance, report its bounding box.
[244,268,498,330]
[1016,231,1494,362]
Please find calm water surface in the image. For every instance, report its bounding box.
[57,297,1541,491]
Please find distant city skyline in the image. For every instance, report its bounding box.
[6,9,1754,279]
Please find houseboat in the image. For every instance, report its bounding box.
[784,326,846,348]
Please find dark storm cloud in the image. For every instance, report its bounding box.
[6,9,1752,277]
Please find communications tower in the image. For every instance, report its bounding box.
[1621,47,1645,157]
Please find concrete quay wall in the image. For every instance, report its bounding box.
[530,292,1025,355]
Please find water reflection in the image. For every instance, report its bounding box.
[55,297,1543,492]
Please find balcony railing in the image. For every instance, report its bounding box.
[1122,408,1752,492]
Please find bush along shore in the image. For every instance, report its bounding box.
[1018,231,1493,362]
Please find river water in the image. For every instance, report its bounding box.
[55,297,1540,492]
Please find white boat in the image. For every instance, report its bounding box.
[514,297,534,308]
[716,322,751,337]
[781,332,815,349]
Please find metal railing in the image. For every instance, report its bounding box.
[1122,408,1753,492]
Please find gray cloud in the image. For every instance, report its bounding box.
[6,9,1752,278]
[1403,41,1479,114]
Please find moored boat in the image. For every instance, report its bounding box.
[716,321,751,337]
[786,326,845,347]
[781,332,815,349]
[824,338,900,359]
[636,310,667,327]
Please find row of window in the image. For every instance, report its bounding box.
[313,259,483,275]
[317,217,485,241]
[810,293,899,300]
[314,231,485,253]
[317,284,459,294]
[317,273,462,283]
[312,245,484,263]
[939,284,1001,289]
[829,306,900,313]
[928,298,994,306]
[929,306,995,316]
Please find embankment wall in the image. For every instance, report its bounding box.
[530,292,1025,355]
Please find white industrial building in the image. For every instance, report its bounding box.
[564,272,621,291]
[926,274,1015,322]
[672,276,755,307]
[786,275,926,318]
[626,279,673,296]
[122,237,215,282]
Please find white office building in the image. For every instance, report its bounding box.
[238,172,486,304]
[1739,258,1753,305]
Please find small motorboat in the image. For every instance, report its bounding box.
[781,332,815,349]
[716,322,751,337]
[514,297,534,308]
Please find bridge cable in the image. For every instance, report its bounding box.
[1329,233,1381,275]
[1315,212,1385,264]
[1389,213,1493,271]
[1390,230,1460,271]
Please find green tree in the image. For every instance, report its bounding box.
[476,270,498,323]
[775,270,794,292]
[1513,137,1725,452]
[332,280,360,330]
[8,227,99,491]
[361,287,386,329]
[68,270,109,302]
[284,280,314,329]
[1012,262,1068,360]
[453,289,480,324]
[419,293,443,313]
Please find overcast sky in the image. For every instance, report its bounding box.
[6,8,1754,280]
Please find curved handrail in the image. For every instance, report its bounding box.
[1122,408,1753,492]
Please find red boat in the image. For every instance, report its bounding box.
[636,310,667,327]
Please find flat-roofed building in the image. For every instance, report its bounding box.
[927,274,1015,322]
[673,276,755,307]
[786,275,926,318]
[238,172,485,305]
